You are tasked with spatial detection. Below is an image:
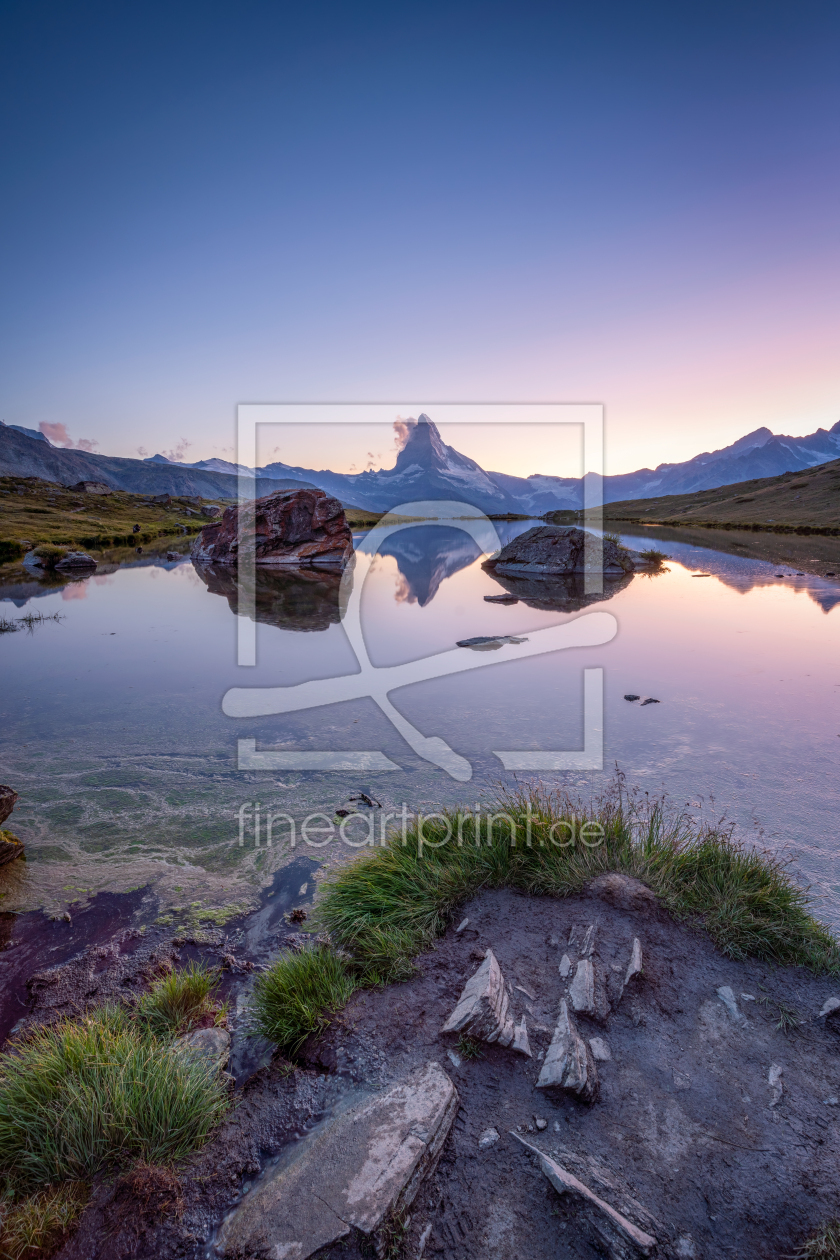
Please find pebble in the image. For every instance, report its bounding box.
[478,1127,500,1150]
[455,918,470,934]
[534,1117,547,1131]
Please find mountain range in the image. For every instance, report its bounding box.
[2,413,839,514]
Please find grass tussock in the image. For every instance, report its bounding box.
[0,1007,228,1193]
[251,946,357,1058]
[798,1220,840,1259]
[252,781,838,1058]
[134,960,222,1035]
[639,547,670,566]
[316,783,838,975]
[0,1182,89,1260]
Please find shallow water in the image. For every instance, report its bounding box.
[1,521,839,926]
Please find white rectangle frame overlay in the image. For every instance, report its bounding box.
[228,403,607,776]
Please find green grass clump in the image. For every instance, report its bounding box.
[252,782,838,1059]
[251,946,358,1058]
[798,1220,840,1259]
[31,546,67,568]
[0,1182,89,1260]
[316,784,839,975]
[0,1007,228,1192]
[456,1034,483,1061]
[135,960,221,1035]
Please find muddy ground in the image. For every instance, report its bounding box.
[4,873,840,1258]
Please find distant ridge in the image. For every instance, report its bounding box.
[2,414,839,512]
[0,424,313,499]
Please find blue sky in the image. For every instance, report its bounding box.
[1,0,838,474]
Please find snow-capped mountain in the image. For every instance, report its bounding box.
[3,413,839,510]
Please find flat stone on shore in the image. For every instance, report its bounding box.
[215,1061,458,1259]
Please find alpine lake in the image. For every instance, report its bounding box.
[2,517,839,932]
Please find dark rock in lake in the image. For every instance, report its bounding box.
[456,635,527,651]
[54,551,97,570]
[192,487,353,570]
[0,786,17,825]
[485,526,653,577]
[194,563,345,632]
[624,694,641,701]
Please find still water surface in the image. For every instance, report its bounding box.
[2,520,839,926]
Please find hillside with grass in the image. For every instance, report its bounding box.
[0,476,215,562]
[599,457,840,532]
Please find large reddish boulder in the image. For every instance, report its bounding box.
[191,487,353,569]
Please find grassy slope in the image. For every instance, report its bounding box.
[0,476,214,552]
[601,457,840,530]
[0,477,386,554]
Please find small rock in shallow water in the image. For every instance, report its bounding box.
[623,694,641,701]
[456,634,528,650]
[640,697,660,705]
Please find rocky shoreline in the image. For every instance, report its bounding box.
[3,864,840,1259]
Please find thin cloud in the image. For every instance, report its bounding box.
[39,422,98,451]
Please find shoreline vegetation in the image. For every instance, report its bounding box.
[252,783,840,1059]
[2,785,838,1257]
[0,964,227,1259]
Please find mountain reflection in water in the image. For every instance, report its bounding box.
[193,563,343,632]
[378,525,484,606]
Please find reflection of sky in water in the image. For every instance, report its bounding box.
[1,523,839,926]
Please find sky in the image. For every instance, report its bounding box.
[1,0,839,477]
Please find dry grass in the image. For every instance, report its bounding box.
[134,960,222,1036]
[0,476,205,555]
[797,1220,840,1259]
[0,1183,89,1260]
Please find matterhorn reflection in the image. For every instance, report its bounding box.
[378,525,483,606]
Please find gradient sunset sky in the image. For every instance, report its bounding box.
[1,0,838,476]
